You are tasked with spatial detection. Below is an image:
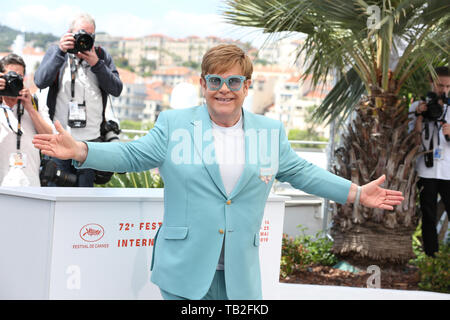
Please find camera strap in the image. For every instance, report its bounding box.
[429,127,434,152]
[433,121,441,146]
[69,56,87,103]
[435,105,448,146]
[70,56,77,100]
[1,102,23,151]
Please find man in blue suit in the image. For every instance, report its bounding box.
[33,44,404,300]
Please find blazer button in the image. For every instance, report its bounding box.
[219,229,224,234]
[226,200,232,205]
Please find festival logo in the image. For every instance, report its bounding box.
[79,224,105,242]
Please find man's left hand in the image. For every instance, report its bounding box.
[77,46,99,67]
[360,175,404,211]
[18,88,34,112]
[442,122,450,136]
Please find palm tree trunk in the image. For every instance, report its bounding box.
[330,92,420,264]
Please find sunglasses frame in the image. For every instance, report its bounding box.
[204,74,247,92]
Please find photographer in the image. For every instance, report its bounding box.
[409,66,450,257]
[0,54,54,187]
[34,12,123,187]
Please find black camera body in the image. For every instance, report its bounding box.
[67,29,95,54]
[88,120,122,185]
[424,150,434,168]
[421,92,450,168]
[423,92,448,121]
[101,120,121,142]
[0,71,24,97]
[40,158,77,187]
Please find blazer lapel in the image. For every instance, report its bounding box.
[190,105,228,199]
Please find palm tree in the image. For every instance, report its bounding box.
[224,0,450,264]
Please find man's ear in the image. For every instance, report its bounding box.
[200,77,207,94]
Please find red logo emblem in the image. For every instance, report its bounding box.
[80,224,105,242]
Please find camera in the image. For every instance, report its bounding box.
[88,120,122,185]
[101,120,121,142]
[40,158,77,187]
[0,71,24,97]
[67,29,95,54]
[422,92,450,142]
[424,150,434,168]
[423,92,448,121]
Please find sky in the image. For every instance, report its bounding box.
[0,0,268,45]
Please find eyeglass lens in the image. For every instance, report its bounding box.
[207,76,244,91]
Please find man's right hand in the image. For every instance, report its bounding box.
[59,32,75,53]
[33,120,88,163]
[0,73,5,91]
[417,101,428,114]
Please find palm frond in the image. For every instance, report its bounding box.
[224,0,449,122]
[312,68,366,127]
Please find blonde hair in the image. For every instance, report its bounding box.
[201,44,253,80]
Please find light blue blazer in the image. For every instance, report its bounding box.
[78,105,351,299]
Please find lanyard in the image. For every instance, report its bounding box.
[70,56,77,99]
[69,56,87,104]
[2,102,23,151]
[436,105,448,146]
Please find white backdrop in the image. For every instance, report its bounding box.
[0,187,288,300]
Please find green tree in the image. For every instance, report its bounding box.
[138,57,157,76]
[115,57,134,72]
[0,24,57,51]
[182,60,200,71]
[224,0,450,264]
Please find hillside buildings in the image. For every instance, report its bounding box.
[2,33,332,137]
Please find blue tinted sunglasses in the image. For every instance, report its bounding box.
[204,74,247,91]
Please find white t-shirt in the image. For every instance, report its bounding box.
[409,101,450,180]
[211,114,245,271]
[55,56,104,141]
[0,102,53,186]
[211,115,245,195]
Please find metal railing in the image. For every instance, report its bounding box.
[120,128,334,234]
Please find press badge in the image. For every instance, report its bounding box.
[9,152,27,168]
[68,100,87,128]
[434,148,444,161]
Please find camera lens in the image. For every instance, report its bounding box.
[39,159,77,187]
[76,34,94,52]
[424,92,444,121]
[7,73,24,96]
[426,103,443,119]
[0,71,24,97]
[55,169,78,187]
[68,30,94,54]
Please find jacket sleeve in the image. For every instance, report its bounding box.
[74,110,169,172]
[91,48,123,97]
[34,45,67,89]
[275,121,351,204]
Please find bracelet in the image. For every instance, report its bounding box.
[354,186,362,207]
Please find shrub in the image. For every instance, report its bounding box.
[280,226,338,278]
[414,244,450,293]
[96,171,164,188]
